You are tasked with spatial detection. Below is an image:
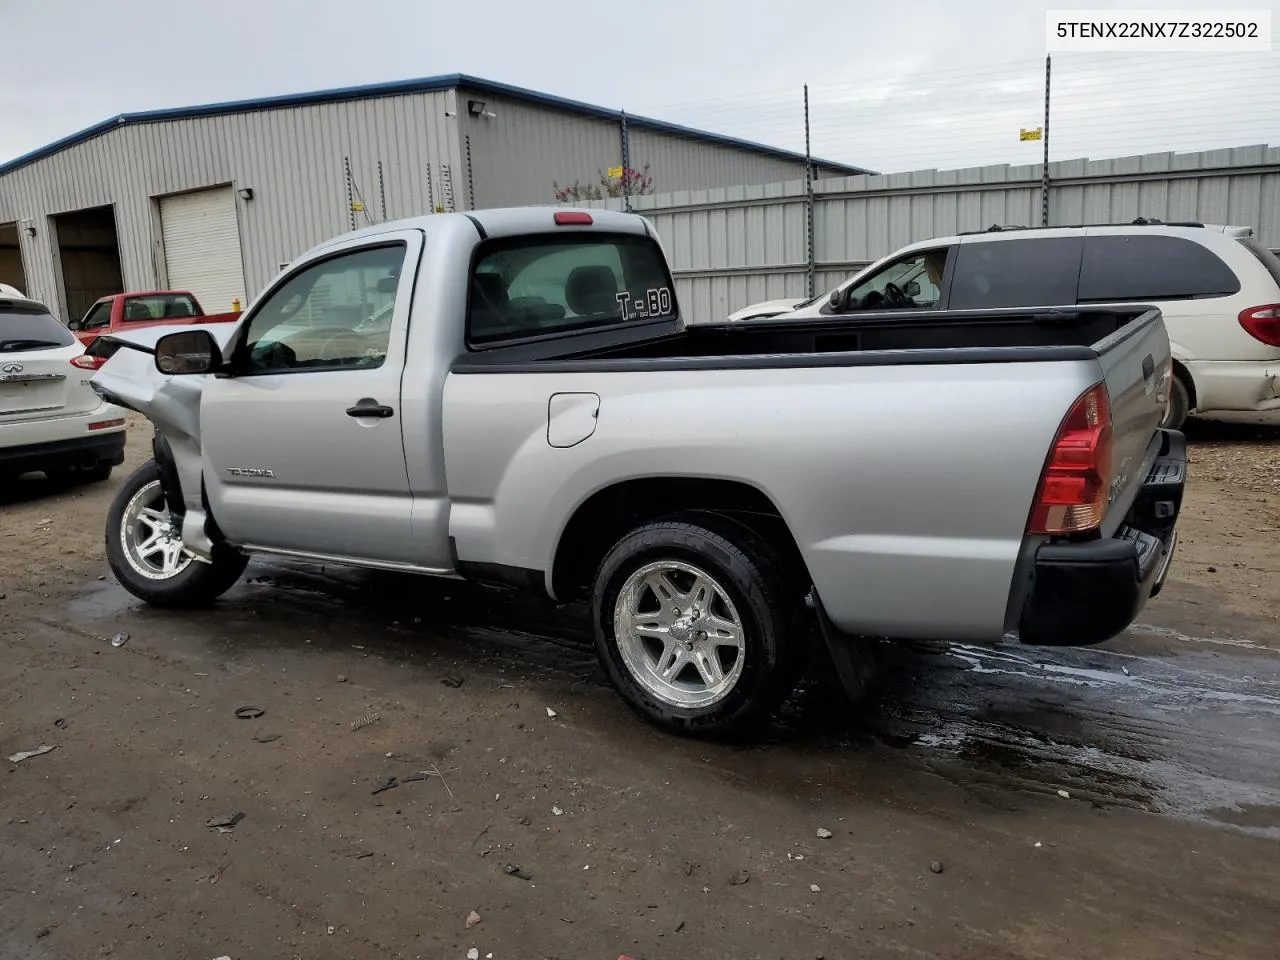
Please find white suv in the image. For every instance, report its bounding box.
[727,220,1280,428]
[1,291,128,483]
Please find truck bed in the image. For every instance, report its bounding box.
[451,306,1150,371]
[444,301,1168,642]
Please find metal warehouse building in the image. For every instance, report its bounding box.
[0,73,870,323]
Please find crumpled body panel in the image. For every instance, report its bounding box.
[89,323,241,560]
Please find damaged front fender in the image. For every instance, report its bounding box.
[89,323,241,561]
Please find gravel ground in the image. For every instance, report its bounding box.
[2,413,1279,960]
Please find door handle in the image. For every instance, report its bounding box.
[346,398,395,419]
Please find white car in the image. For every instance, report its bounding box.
[725,220,1280,428]
[1,291,128,483]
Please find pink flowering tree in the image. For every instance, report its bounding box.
[554,164,655,203]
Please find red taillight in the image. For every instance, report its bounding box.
[71,354,105,370]
[1238,304,1280,347]
[1027,383,1113,536]
[88,418,125,431]
[554,211,593,226]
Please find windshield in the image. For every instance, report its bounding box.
[796,259,902,312]
[1,306,77,352]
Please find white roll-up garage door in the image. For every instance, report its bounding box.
[159,186,246,314]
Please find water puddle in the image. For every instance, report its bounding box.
[62,561,1280,838]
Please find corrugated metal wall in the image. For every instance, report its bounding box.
[461,93,620,210]
[589,145,1280,323]
[460,92,839,210]
[0,86,848,319]
[0,90,463,318]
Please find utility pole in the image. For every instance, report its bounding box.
[620,110,632,213]
[1042,55,1051,228]
[344,157,355,230]
[804,84,815,298]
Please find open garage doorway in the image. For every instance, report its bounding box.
[52,205,124,323]
[0,221,28,295]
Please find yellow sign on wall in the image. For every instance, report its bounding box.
[1020,128,1043,141]
[351,200,365,212]
[607,166,624,179]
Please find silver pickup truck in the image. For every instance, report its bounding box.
[89,206,1187,736]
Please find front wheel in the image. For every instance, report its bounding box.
[105,459,248,607]
[591,516,807,737]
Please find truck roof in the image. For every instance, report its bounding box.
[308,207,653,257]
[109,290,200,299]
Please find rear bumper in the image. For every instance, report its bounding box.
[1183,359,1280,413]
[1018,428,1186,647]
[0,431,125,474]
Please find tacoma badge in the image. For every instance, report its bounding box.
[227,467,275,478]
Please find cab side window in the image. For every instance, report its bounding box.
[240,243,405,374]
[841,248,951,311]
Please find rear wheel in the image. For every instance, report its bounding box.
[70,461,113,485]
[47,459,113,487]
[591,516,807,737]
[105,459,247,607]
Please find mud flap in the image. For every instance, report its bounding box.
[811,590,878,704]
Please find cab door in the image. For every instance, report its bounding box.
[198,230,425,566]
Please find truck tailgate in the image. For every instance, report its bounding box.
[1092,307,1172,537]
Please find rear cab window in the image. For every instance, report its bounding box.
[1078,234,1241,301]
[948,237,1083,309]
[123,293,201,321]
[1,303,78,353]
[467,233,677,345]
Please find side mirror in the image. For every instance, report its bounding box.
[155,329,222,375]
[68,318,82,331]
[829,288,844,310]
[904,280,921,297]
[376,276,399,293]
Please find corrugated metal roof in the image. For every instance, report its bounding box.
[0,73,875,178]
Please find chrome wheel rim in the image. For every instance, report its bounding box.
[120,479,193,580]
[613,560,746,708]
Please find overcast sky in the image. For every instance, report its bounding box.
[2,0,1277,174]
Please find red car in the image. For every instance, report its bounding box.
[69,291,241,355]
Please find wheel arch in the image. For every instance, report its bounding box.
[549,476,811,603]
[1166,341,1197,410]
[1171,357,1197,411]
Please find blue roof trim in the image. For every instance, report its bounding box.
[0,72,874,177]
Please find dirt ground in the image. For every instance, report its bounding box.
[3,413,1280,960]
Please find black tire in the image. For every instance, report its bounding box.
[74,461,114,485]
[45,460,112,487]
[105,459,248,607]
[1163,371,1191,431]
[591,515,808,737]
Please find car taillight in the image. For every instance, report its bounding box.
[71,354,106,370]
[1027,383,1113,536]
[1238,304,1280,347]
